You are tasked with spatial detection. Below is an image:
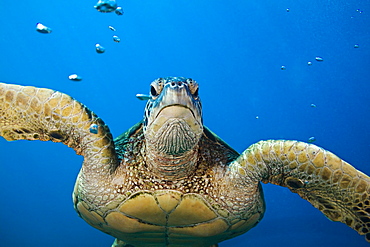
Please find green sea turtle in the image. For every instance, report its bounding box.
[0,77,369,246]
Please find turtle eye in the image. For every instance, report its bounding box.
[150,85,159,97]
[149,78,164,98]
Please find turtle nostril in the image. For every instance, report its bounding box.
[178,81,182,86]
[171,82,175,87]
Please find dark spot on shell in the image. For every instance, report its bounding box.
[85,107,93,119]
[323,203,335,210]
[366,233,370,242]
[345,217,353,226]
[13,129,23,134]
[357,211,367,216]
[361,217,370,223]
[21,128,31,133]
[285,177,304,189]
[49,130,65,140]
[323,210,341,221]
[13,128,31,135]
[355,223,362,231]
[317,197,336,210]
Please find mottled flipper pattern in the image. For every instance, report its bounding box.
[0,82,118,170]
[230,140,370,242]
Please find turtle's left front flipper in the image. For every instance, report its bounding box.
[0,82,118,171]
[229,140,370,242]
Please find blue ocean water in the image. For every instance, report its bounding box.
[0,0,369,246]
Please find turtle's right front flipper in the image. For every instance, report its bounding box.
[0,82,118,170]
[229,140,370,242]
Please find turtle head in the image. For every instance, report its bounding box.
[143,77,203,156]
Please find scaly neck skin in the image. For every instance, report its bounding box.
[144,115,202,180]
[145,142,199,180]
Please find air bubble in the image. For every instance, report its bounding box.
[68,74,82,81]
[36,23,52,34]
[115,6,124,15]
[308,137,316,143]
[95,44,105,53]
[94,0,117,13]
[113,35,121,43]
[89,124,99,134]
[136,94,151,100]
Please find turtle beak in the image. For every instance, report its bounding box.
[154,82,199,120]
[148,79,202,129]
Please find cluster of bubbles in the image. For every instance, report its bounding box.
[35,0,125,84]
[94,0,123,55]
[279,7,363,143]
[280,56,324,71]
[280,8,362,71]
[356,9,363,14]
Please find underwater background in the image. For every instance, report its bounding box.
[0,0,369,246]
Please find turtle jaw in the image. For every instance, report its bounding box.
[145,105,203,156]
[154,104,197,121]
